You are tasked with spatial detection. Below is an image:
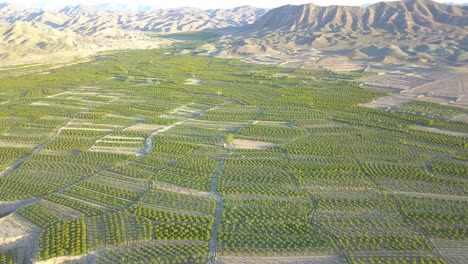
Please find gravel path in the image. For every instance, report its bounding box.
[207,149,233,264]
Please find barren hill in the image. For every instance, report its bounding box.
[219,0,468,66]
[0,3,266,35]
[0,22,77,62]
[1,1,467,68]
[0,3,265,66]
[249,0,467,33]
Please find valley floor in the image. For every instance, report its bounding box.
[0,49,466,264]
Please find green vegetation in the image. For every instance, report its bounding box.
[158,31,219,41]
[219,197,336,255]
[0,48,466,263]
[96,243,209,264]
[225,133,234,143]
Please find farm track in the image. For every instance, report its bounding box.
[207,148,233,264]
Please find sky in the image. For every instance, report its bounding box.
[5,0,466,10]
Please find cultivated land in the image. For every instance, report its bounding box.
[0,47,466,264]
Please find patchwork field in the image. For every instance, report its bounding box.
[0,49,466,264]
[361,67,468,110]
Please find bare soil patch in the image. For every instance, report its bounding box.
[62,127,113,132]
[412,126,468,138]
[231,139,276,150]
[274,73,295,78]
[316,56,364,72]
[125,124,164,132]
[254,121,291,127]
[362,67,468,109]
[451,114,468,123]
[216,255,343,264]
[153,182,211,197]
[185,120,248,130]
[106,114,145,121]
[31,102,51,106]
[67,122,123,128]
[361,94,416,110]
[89,146,141,155]
[0,213,40,248]
[0,141,36,148]
[35,255,88,264]
[393,191,468,201]
[39,200,82,221]
[100,136,144,140]
[185,78,202,85]
[433,239,468,264]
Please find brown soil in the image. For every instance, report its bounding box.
[216,255,343,264]
[231,139,276,150]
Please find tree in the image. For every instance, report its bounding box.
[225,134,234,144]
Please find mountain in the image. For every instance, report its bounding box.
[220,0,468,66]
[0,1,466,68]
[0,3,266,34]
[0,3,265,66]
[0,22,77,63]
[93,3,154,13]
[128,6,266,32]
[248,0,467,33]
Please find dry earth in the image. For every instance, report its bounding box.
[253,121,291,127]
[35,255,89,264]
[125,124,165,132]
[0,213,40,249]
[451,115,468,123]
[185,78,203,85]
[216,255,344,264]
[231,139,276,150]
[433,239,468,264]
[412,126,468,138]
[361,67,468,109]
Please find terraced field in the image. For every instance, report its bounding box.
[0,49,466,264]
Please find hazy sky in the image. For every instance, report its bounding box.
[5,0,465,9]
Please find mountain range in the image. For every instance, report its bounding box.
[0,3,266,35]
[0,0,466,67]
[0,3,266,65]
[217,0,468,66]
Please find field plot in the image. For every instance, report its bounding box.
[96,242,209,264]
[219,197,337,256]
[433,239,468,264]
[0,49,466,264]
[0,214,41,264]
[230,139,276,149]
[362,68,468,109]
[217,255,344,264]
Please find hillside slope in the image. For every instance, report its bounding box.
[0,3,265,65]
[0,3,266,35]
[219,0,468,66]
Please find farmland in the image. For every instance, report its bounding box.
[0,48,466,264]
